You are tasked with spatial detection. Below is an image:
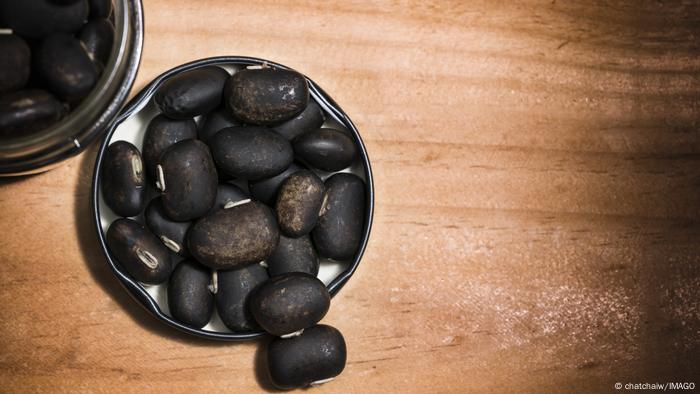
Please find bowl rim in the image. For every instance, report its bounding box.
[91,55,375,341]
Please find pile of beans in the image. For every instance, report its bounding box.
[0,0,114,136]
[101,64,365,389]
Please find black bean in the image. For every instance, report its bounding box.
[275,170,324,237]
[0,90,63,137]
[248,163,302,206]
[272,100,325,141]
[216,263,269,332]
[106,218,172,284]
[154,66,229,119]
[35,33,98,102]
[88,0,113,18]
[0,35,31,93]
[267,234,319,277]
[198,108,240,143]
[0,0,88,38]
[312,173,365,260]
[209,183,248,213]
[293,128,356,172]
[225,68,309,125]
[249,272,330,336]
[142,114,197,179]
[267,325,346,389]
[145,197,191,256]
[158,140,218,221]
[101,141,146,217]
[167,260,213,328]
[188,201,279,270]
[79,18,114,69]
[209,126,293,180]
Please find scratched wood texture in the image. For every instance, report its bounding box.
[1,0,700,392]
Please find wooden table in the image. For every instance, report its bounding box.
[1,1,699,392]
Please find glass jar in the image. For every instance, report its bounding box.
[0,0,144,176]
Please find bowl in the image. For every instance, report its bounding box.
[0,0,143,176]
[91,56,374,340]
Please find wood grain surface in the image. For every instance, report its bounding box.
[1,0,700,392]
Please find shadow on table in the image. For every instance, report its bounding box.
[72,146,280,391]
[0,172,40,186]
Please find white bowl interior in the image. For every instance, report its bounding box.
[97,64,367,333]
